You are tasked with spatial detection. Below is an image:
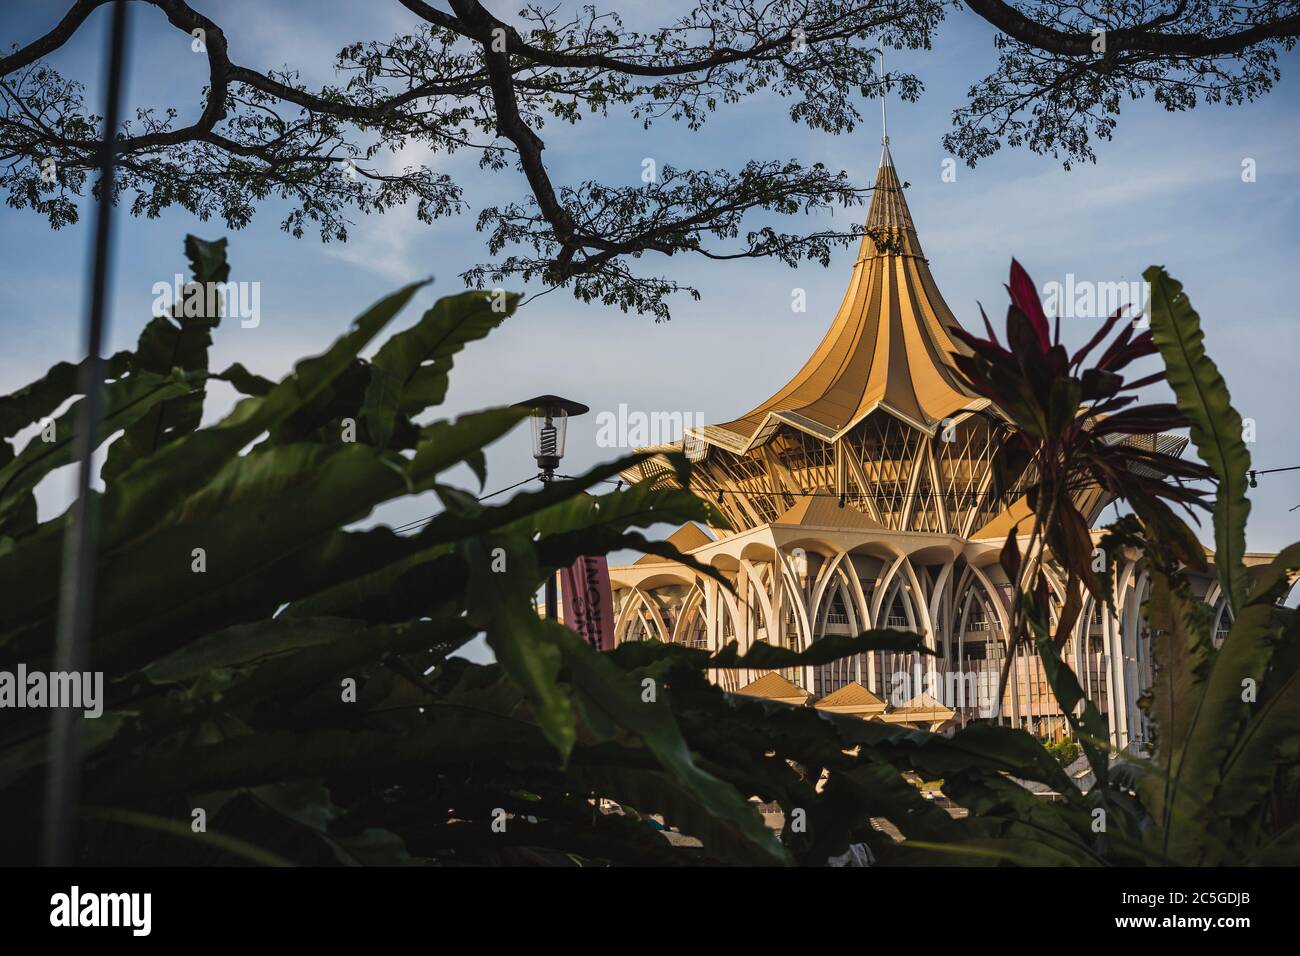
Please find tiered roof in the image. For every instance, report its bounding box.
[693,145,990,454]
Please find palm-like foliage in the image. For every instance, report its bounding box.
[929,262,1300,865]
[0,236,946,866]
[951,261,1212,611]
[1,241,1293,866]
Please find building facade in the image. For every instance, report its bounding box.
[608,144,1279,748]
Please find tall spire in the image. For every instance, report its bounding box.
[700,142,985,447]
[879,47,891,165]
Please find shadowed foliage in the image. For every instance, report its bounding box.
[0,239,1294,865]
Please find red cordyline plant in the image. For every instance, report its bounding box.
[948,260,1214,664]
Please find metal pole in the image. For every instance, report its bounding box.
[42,0,131,866]
[541,468,558,621]
[545,572,558,622]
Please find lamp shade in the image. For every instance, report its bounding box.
[514,395,589,473]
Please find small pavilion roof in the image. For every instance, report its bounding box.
[633,522,712,565]
[736,672,811,704]
[814,682,887,717]
[881,692,956,730]
[775,497,884,530]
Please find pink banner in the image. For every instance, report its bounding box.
[561,555,614,651]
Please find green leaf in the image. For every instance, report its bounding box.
[710,630,933,669]
[0,352,132,439]
[0,369,195,529]
[214,363,274,397]
[460,533,576,761]
[1212,634,1300,822]
[184,234,231,284]
[1145,266,1251,616]
[362,290,518,448]
[0,281,427,627]
[546,621,788,864]
[1024,593,1111,789]
[409,407,527,488]
[537,526,732,593]
[100,236,234,481]
[86,715,561,807]
[0,711,131,789]
[144,616,376,683]
[1139,564,1216,863]
[569,765,779,865]
[89,442,421,669]
[1209,546,1300,822]
[520,467,728,541]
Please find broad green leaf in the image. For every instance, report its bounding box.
[0,711,132,789]
[1145,266,1251,615]
[91,442,414,668]
[0,369,195,528]
[101,320,212,481]
[184,234,231,284]
[724,630,932,667]
[1140,565,1216,862]
[460,533,576,760]
[1025,593,1111,789]
[101,236,232,480]
[0,351,132,439]
[904,837,1100,867]
[99,280,427,546]
[214,362,274,397]
[0,283,425,626]
[86,715,561,806]
[409,407,527,488]
[144,616,375,682]
[1211,548,1300,822]
[570,765,782,865]
[544,620,788,864]
[362,290,519,448]
[519,470,728,541]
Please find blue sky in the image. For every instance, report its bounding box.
[3,0,1299,556]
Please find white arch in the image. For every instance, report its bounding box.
[810,550,851,627]
[671,583,707,646]
[615,587,672,645]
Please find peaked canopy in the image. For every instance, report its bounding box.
[814,681,887,718]
[736,672,810,705]
[698,147,988,453]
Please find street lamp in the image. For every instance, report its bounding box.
[515,394,590,483]
[515,394,589,621]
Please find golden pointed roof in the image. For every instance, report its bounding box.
[775,496,883,530]
[699,148,988,452]
[632,522,712,564]
[814,681,887,715]
[882,691,955,724]
[736,672,810,704]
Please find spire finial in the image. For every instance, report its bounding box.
[880,47,889,150]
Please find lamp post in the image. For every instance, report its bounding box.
[515,395,589,621]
